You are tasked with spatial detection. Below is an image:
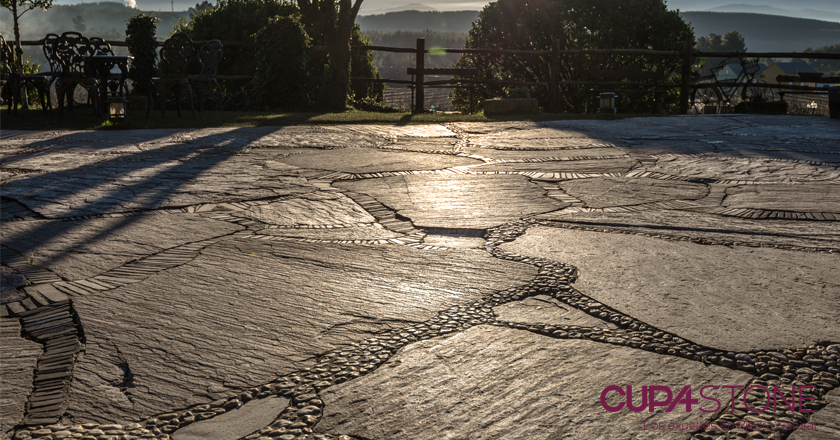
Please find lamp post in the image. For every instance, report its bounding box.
[597,92,616,115]
[107,97,128,121]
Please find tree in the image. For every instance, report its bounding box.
[1,0,56,107]
[187,1,212,20]
[451,0,693,113]
[298,0,365,111]
[72,14,86,32]
[695,31,747,76]
[795,43,840,76]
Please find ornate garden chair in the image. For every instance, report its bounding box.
[189,39,223,112]
[53,32,100,118]
[147,34,196,118]
[1,34,52,115]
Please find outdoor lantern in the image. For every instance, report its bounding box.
[107,97,128,121]
[598,92,616,114]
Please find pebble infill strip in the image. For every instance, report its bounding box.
[10,219,839,440]
[17,301,83,427]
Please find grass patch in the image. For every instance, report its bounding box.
[1,108,658,130]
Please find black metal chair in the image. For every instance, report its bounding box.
[189,39,223,112]
[147,34,196,118]
[1,34,52,115]
[53,32,100,118]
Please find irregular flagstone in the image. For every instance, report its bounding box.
[0,214,242,281]
[720,147,840,164]
[1,266,28,304]
[172,395,290,440]
[500,226,840,352]
[788,388,840,440]
[650,155,840,183]
[460,146,628,160]
[171,126,382,149]
[277,147,481,173]
[450,121,543,134]
[474,157,639,174]
[723,184,840,213]
[470,129,618,150]
[346,124,457,138]
[388,138,459,152]
[255,224,401,241]
[65,239,536,424]
[559,177,709,208]
[622,140,721,155]
[493,295,616,327]
[422,236,486,249]
[317,326,753,440]
[336,174,568,229]
[535,210,840,250]
[0,319,42,437]
[1,149,313,217]
[233,192,375,226]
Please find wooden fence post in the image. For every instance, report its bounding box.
[414,38,425,114]
[680,40,692,114]
[550,39,560,113]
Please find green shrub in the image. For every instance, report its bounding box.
[251,15,312,110]
[125,14,160,97]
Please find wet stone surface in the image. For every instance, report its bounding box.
[560,177,709,208]
[2,117,839,440]
[336,174,568,229]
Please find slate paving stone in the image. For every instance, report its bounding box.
[1,149,313,217]
[255,225,401,241]
[336,174,568,229]
[233,192,375,226]
[422,236,486,249]
[493,295,617,327]
[65,239,536,424]
[0,214,241,281]
[277,147,481,174]
[651,155,840,183]
[172,396,290,440]
[388,138,459,152]
[460,146,628,160]
[559,177,709,208]
[535,209,840,250]
[723,184,840,213]
[788,388,840,440]
[474,157,639,174]
[0,319,42,437]
[1,266,28,304]
[317,326,752,440]
[500,226,840,352]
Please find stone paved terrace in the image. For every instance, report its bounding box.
[1,115,839,440]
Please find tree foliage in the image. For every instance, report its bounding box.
[2,0,55,107]
[350,24,384,102]
[451,0,694,114]
[125,13,160,97]
[798,43,840,75]
[252,15,312,110]
[695,31,747,76]
[174,0,298,77]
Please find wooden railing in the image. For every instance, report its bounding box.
[14,37,840,114]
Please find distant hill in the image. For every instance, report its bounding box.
[700,5,840,22]
[359,3,439,16]
[680,12,840,52]
[356,10,479,33]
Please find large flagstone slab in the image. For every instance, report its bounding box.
[560,177,709,208]
[1,150,313,217]
[650,155,840,183]
[534,210,840,250]
[493,295,615,327]
[474,157,638,174]
[65,239,536,424]
[336,174,567,229]
[0,214,241,281]
[277,147,481,173]
[723,184,840,213]
[234,192,375,226]
[0,319,42,438]
[788,388,840,440]
[500,226,840,352]
[317,326,752,440]
[461,146,628,160]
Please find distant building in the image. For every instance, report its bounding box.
[763,62,819,86]
[714,63,768,82]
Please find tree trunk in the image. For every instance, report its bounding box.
[315,0,361,112]
[11,1,30,109]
